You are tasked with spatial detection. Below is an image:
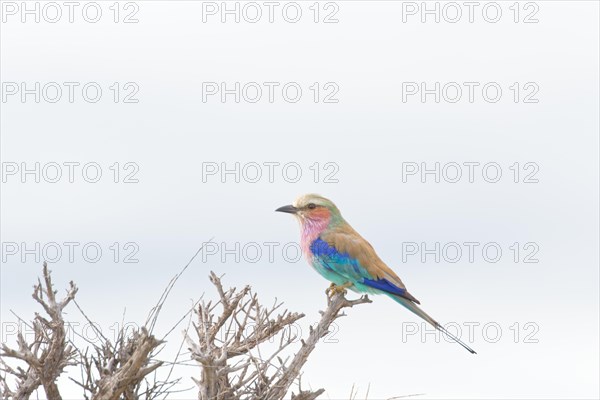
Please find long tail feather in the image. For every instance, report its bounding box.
[390,294,477,354]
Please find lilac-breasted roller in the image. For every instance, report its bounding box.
[276,194,476,354]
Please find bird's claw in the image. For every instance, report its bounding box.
[325,283,348,298]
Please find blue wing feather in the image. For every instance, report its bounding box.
[361,277,406,296]
[310,238,406,295]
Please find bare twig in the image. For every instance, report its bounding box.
[2,253,374,400]
[185,273,371,400]
[265,292,371,400]
[0,262,78,400]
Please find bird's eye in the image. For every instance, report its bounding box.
[307,203,317,209]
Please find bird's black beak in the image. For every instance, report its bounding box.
[275,204,298,214]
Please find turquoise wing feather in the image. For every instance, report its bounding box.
[309,237,409,298]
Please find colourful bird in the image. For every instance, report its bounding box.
[276,194,476,354]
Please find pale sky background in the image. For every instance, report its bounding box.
[1,1,599,399]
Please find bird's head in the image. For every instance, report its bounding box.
[275,194,343,226]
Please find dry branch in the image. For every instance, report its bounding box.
[265,292,371,400]
[86,328,163,400]
[0,262,77,400]
[1,259,373,400]
[1,263,168,400]
[185,272,371,400]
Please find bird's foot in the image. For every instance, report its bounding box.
[325,282,350,298]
